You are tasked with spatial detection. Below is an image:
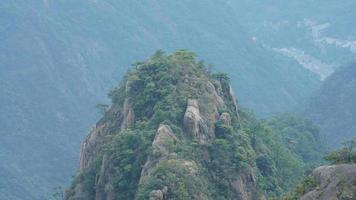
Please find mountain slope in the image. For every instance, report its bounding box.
[65,51,325,199]
[303,63,356,147]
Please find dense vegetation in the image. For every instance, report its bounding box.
[324,138,356,164]
[247,113,325,196]
[66,51,325,199]
[270,176,318,200]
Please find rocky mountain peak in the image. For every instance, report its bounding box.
[65,50,325,200]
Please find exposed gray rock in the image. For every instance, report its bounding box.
[148,186,168,200]
[301,164,356,200]
[94,154,115,200]
[79,98,134,171]
[152,124,178,155]
[231,167,257,200]
[228,84,239,118]
[200,81,225,123]
[120,98,135,130]
[179,159,198,175]
[219,112,231,126]
[138,125,200,200]
[149,190,164,200]
[183,99,211,144]
[139,124,178,184]
[207,81,225,110]
[79,123,106,171]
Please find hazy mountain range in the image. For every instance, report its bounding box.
[0,1,355,199]
[303,63,356,147]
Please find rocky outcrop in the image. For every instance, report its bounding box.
[79,124,107,171]
[149,190,164,200]
[207,81,225,113]
[94,154,115,200]
[138,124,202,199]
[120,98,135,130]
[79,98,135,171]
[139,124,178,184]
[152,124,178,155]
[231,167,258,200]
[219,112,231,126]
[183,99,211,144]
[149,187,168,200]
[67,154,116,200]
[227,84,239,118]
[301,164,356,200]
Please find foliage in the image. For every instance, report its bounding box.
[244,112,326,196]
[203,129,252,199]
[214,121,234,139]
[68,157,102,200]
[96,104,109,115]
[50,187,64,200]
[256,154,275,176]
[271,176,317,200]
[267,113,326,165]
[107,129,153,199]
[113,50,210,129]
[136,160,208,200]
[325,138,356,164]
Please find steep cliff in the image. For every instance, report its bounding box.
[65,51,324,200]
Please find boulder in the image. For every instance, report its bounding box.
[301,164,356,200]
[219,112,231,126]
[183,99,211,144]
[139,124,178,184]
[149,190,164,200]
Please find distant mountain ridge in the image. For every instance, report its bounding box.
[227,0,356,78]
[303,63,356,147]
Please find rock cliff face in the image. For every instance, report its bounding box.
[301,164,356,200]
[231,167,257,200]
[120,98,135,130]
[79,99,135,171]
[183,99,211,144]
